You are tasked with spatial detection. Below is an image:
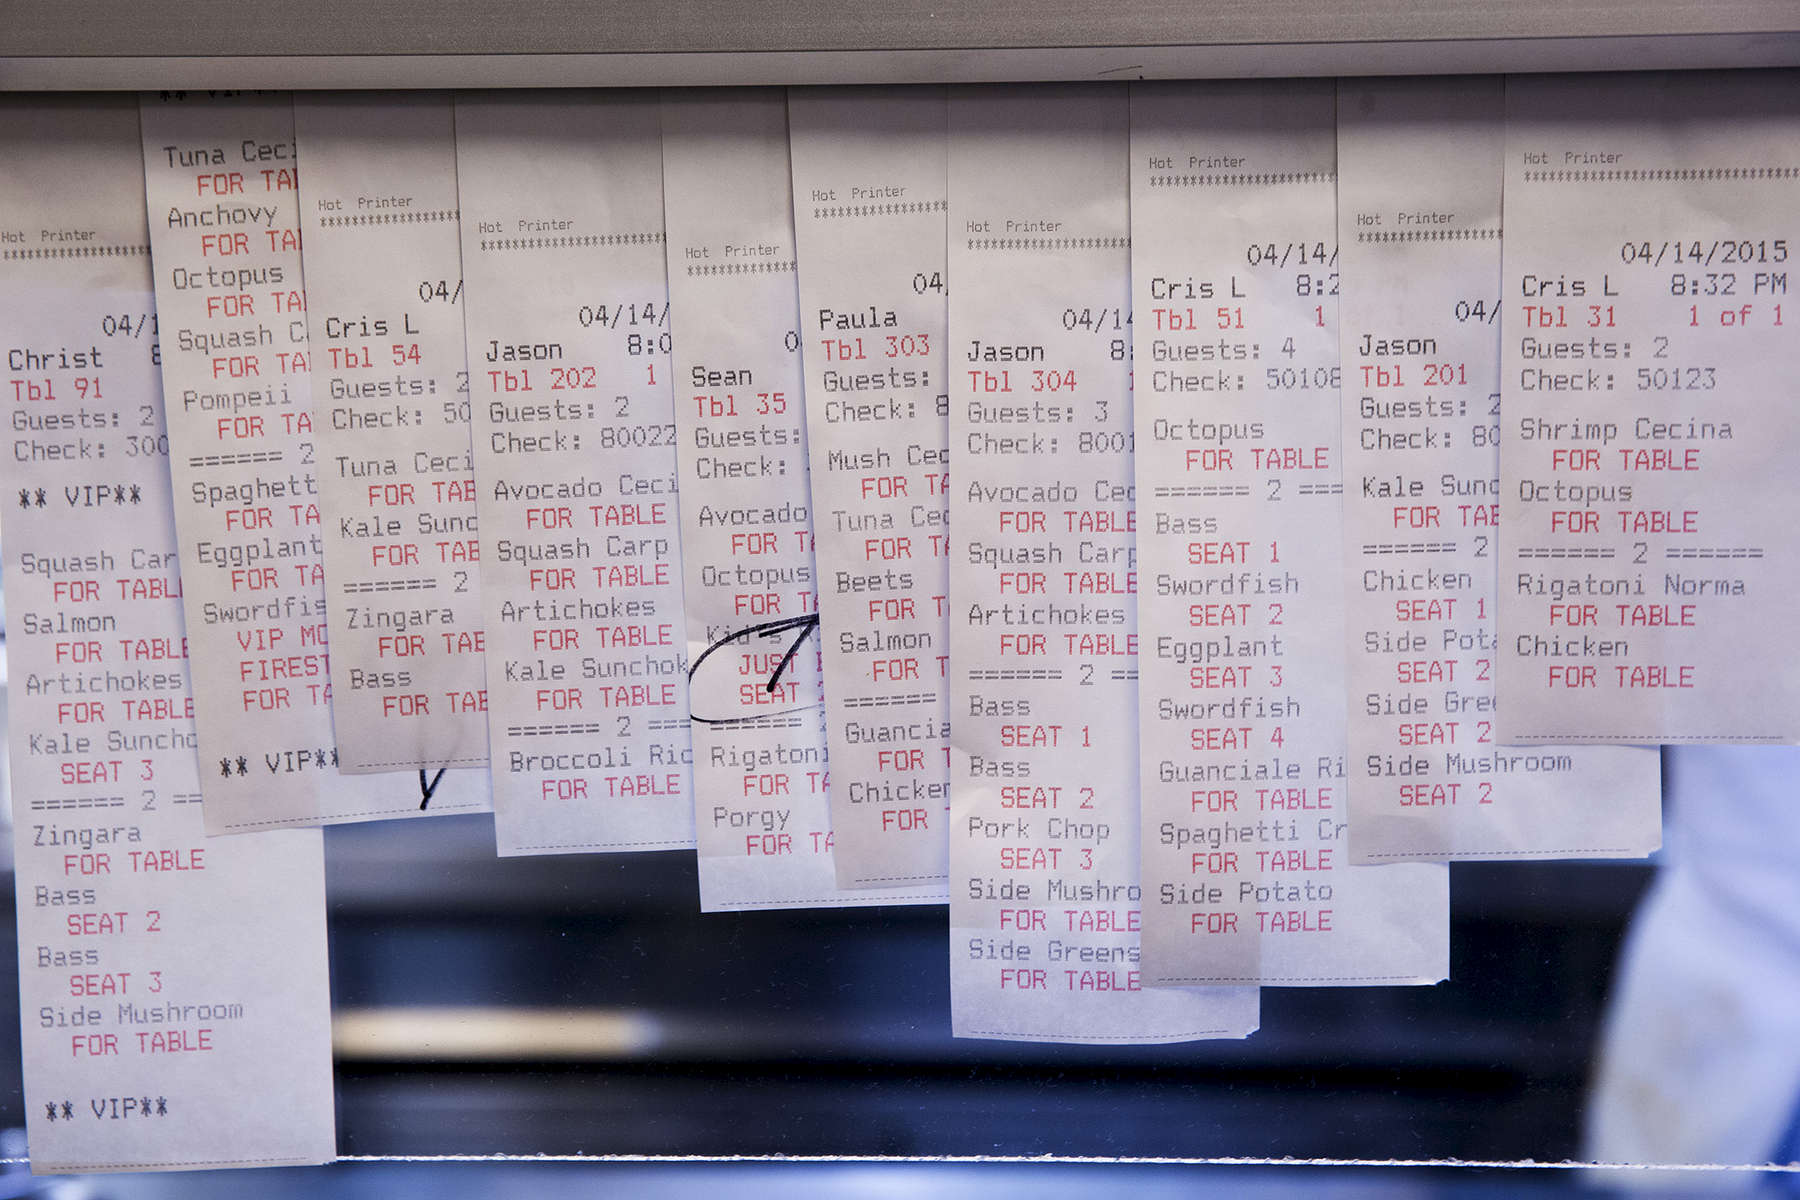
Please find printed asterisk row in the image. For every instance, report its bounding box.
[1357,228,1500,243]
[320,209,460,227]
[478,232,663,252]
[1526,166,1799,183]
[3,245,149,260]
[812,200,947,219]
[685,261,796,276]
[1149,171,1335,187]
[965,236,1129,251]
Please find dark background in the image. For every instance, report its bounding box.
[0,812,1649,1163]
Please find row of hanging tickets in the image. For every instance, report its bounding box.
[453,91,696,855]
[22,71,1800,1173]
[788,86,955,893]
[946,84,1259,1041]
[660,89,943,909]
[1129,80,1449,986]
[128,85,1679,885]
[139,90,488,829]
[0,94,335,1172]
[1334,78,1660,860]
[292,94,490,779]
[1497,71,1800,744]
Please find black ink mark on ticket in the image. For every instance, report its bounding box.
[418,768,447,811]
[687,613,822,726]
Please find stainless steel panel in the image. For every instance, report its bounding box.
[3,0,1798,88]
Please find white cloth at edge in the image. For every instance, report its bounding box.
[1587,746,1800,1181]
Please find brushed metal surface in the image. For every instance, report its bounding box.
[5,36,1800,91]
[8,0,1800,57]
[3,0,1798,90]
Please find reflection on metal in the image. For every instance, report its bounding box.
[333,1007,665,1061]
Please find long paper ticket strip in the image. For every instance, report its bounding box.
[1129,81,1445,987]
[662,89,940,909]
[294,93,490,774]
[454,91,695,855]
[788,86,953,891]
[1,96,335,1172]
[948,84,1258,1040]
[1499,71,1800,744]
[139,91,487,830]
[1336,78,1661,861]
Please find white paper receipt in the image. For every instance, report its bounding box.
[1,96,335,1173]
[1129,80,1445,987]
[948,84,1258,1040]
[1500,71,1800,744]
[1337,78,1661,861]
[294,93,490,773]
[789,86,952,891]
[662,89,941,910]
[455,91,695,855]
[139,91,487,830]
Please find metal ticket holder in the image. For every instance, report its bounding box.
[3,0,1800,89]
